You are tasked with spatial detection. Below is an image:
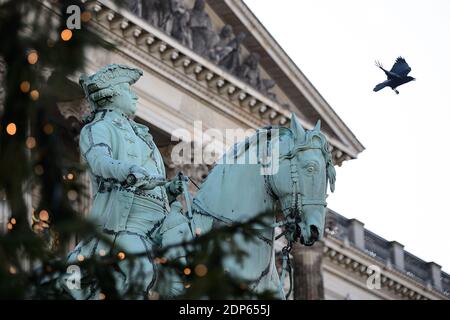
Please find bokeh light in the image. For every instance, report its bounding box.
[43,123,54,135]
[183,268,191,276]
[6,123,17,135]
[81,11,92,22]
[30,90,39,101]
[27,50,38,65]
[67,190,78,201]
[20,81,30,93]
[34,165,44,176]
[26,137,36,149]
[61,29,73,41]
[39,210,49,221]
[195,264,208,277]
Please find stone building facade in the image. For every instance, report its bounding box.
[0,0,448,299]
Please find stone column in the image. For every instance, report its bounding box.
[389,241,405,271]
[348,219,365,250]
[292,241,325,300]
[427,262,442,291]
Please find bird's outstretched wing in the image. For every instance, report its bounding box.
[375,60,401,80]
[390,57,411,77]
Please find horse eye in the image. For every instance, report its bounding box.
[307,166,314,172]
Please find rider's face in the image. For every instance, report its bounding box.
[110,83,138,116]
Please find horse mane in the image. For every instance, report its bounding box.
[200,126,292,185]
[199,125,336,192]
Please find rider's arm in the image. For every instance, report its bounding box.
[80,122,134,182]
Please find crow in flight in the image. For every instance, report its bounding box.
[374,57,415,94]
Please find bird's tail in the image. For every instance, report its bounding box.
[373,82,387,92]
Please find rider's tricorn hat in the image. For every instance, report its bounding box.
[79,64,143,110]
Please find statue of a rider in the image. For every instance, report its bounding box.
[60,64,192,299]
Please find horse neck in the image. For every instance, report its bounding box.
[194,162,275,224]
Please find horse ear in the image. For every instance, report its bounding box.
[314,119,321,132]
[290,112,306,142]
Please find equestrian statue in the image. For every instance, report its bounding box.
[59,64,336,300]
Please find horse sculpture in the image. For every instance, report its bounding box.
[189,113,336,299]
[52,113,335,300]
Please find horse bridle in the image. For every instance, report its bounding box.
[264,145,329,299]
[264,146,328,229]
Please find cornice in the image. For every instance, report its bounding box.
[323,236,448,300]
[225,0,365,158]
[39,0,356,166]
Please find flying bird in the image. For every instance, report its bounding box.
[373,57,415,94]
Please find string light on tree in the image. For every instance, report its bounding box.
[6,123,16,135]
[81,11,92,23]
[39,210,49,222]
[194,264,208,277]
[61,29,73,41]
[26,137,36,149]
[9,266,17,275]
[20,81,30,93]
[183,267,191,276]
[27,50,38,65]
[34,165,44,175]
[30,90,39,101]
[67,190,78,201]
[43,123,54,135]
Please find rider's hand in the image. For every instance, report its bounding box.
[139,175,167,190]
[166,178,184,197]
[128,165,167,190]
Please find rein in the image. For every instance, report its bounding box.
[177,138,330,299]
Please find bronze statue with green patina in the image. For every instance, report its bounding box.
[61,64,336,300]
[60,64,191,299]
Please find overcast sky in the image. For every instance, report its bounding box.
[245,0,450,272]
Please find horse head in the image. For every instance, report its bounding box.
[269,113,336,246]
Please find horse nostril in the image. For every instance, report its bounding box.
[310,225,319,242]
